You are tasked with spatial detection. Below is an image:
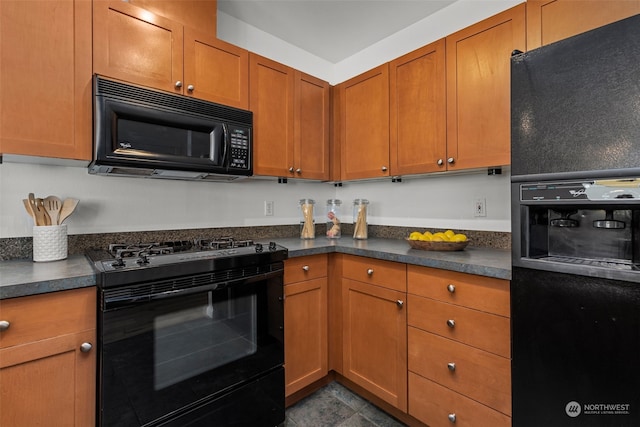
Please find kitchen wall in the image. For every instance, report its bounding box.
[0,0,519,239]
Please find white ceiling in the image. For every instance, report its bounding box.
[217,0,456,63]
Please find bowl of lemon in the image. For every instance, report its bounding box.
[406,229,469,251]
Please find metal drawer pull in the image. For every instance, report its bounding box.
[0,320,10,331]
[175,81,183,88]
[396,300,404,308]
[447,284,456,293]
[302,265,310,271]
[448,413,456,423]
[80,342,93,353]
[367,268,374,276]
[447,319,455,328]
[447,362,456,372]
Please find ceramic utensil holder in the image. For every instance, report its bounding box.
[33,224,68,262]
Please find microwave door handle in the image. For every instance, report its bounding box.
[209,124,226,165]
[222,123,229,166]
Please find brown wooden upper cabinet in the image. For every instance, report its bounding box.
[339,64,390,180]
[250,54,330,180]
[0,0,92,160]
[93,0,249,109]
[389,39,446,175]
[527,0,640,50]
[446,4,525,171]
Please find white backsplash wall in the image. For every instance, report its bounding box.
[0,162,510,238]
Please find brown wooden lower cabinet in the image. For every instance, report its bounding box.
[409,372,511,427]
[284,255,328,397]
[0,288,96,426]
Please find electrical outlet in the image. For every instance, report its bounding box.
[264,201,274,216]
[474,198,486,217]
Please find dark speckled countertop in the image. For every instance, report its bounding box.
[0,238,511,300]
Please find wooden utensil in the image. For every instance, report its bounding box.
[28,193,46,226]
[36,198,51,225]
[58,198,79,224]
[44,195,62,225]
[22,199,36,222]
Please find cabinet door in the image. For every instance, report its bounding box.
[250,54,295,177]
[93,0,184,94]
[390,39,446,175]
[0,330,96,426]
[446,4,525,170]
[294,72,330,180]
[340,64,390,180]
[184,29,249,109]
[342,278,407,411]
[527,0,640,49]
[127,0,217,36]
[284,277,328,396]
[0,0,92,160]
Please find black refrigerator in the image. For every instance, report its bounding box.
[511,14,640,427]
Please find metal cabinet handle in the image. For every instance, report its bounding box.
[296,168,302,174]
[381,166,388,172]
[175,81,183,88]
[80,342,93,353]
[447,284,456,293]
[289,167,295,173]
[302,265,310,271]
[0,320,10,331]
[447,319,455,328]
[396,300,404,308]
[367,268,374,276]
[447,362,456,372]
[437,159,444,166]
[448,413,456,423]
[187,84,194,92]
[447,157,455,164]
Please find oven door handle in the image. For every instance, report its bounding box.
[103,269,283,311]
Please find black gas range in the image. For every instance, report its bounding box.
[88,237,288,427]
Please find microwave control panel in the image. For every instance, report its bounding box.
[228,126,250,170]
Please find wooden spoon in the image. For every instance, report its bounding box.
[44,195,62,225]
[28,193,46,226]
[58,198,79,224]
[22,199,36,222]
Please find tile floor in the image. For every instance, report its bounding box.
[285,382,407,427]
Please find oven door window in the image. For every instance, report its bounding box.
[100,278,283,427]
[153,290,257,390]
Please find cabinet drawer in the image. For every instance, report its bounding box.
[342,255,406,292]
[0,288,96,349]
[408,294,510,357]
[409,372,511,427]
[407,265,509,316]
[408,327,511,415]
[285,254,328,283]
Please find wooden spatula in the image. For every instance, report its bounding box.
[44,195,62,225]
[58,198,79,224]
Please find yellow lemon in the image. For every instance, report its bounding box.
[409,231,422,240]
[433,232,449,241]
[451,233,468,242]
[431,236,444,242]
[423,231,433,238]
[444,229,455,239]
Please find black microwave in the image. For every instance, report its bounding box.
[89,75,252,182]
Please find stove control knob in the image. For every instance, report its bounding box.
[255,243,263,253]
[136,255,150,265]
[269,242,277,251]
[111,258,126,268]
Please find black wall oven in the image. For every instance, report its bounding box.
[89,240,287,427]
